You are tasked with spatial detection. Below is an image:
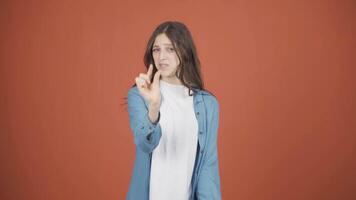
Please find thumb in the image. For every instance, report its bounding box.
[152,70,161,86]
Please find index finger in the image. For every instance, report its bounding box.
[147,64,153,79]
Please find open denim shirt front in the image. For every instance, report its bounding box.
[126,86,221,200]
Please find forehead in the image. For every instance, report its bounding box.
[153,33,173,46]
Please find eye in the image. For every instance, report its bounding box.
[167,47,175,53]
[152,48,160,53]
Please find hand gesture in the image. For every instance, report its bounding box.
[135,64,162,107]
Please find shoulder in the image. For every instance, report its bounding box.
[127,86,151,111]
[197,89,219,111]
[128,86,139,96]
[127,86,147,106]
[127,86,143,101]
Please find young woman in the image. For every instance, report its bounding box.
[126,21,221,200]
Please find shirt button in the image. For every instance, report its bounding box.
[197,112,200,115]
[199,130,203,134]
[200,150,204,154]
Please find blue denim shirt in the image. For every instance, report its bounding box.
[126,86,221,200]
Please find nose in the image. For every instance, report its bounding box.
[159,50,167,60]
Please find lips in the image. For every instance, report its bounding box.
[159,64,169,69]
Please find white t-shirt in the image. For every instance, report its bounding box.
[149,79,199,200]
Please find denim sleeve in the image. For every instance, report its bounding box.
[196,97,221,200]
[127,87,162,153]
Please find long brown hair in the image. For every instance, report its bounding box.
[141,21,204,95]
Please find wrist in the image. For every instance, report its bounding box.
[148,111,160,124]
[149,102,160,110]
[148,109,160,124]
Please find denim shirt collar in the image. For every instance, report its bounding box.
[193,89,210,105]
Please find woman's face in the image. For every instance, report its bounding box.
[152,33,180,80]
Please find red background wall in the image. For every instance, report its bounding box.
[1,0,355,199]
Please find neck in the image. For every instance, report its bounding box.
[161,76,183,85]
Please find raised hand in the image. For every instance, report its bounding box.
[135,64,162,108]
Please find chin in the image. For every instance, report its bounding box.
[160,71,173,77]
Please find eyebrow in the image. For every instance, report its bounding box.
[153,43,173,47]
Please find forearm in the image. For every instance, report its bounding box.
[128,88,162,153]
[148,103,160,124]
